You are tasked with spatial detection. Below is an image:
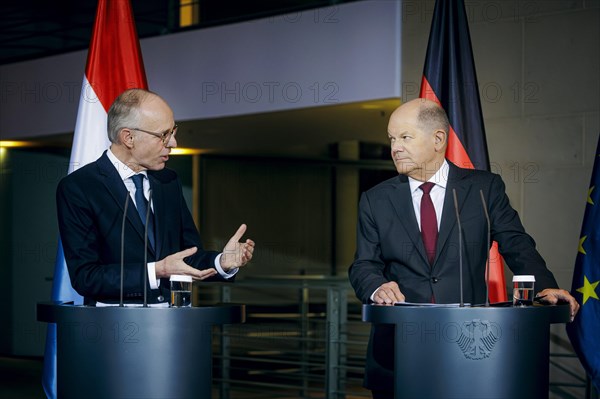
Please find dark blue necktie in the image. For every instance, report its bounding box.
[131,174,155,251]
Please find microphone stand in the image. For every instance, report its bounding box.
[120,194,130,307]
[452,189,464,307]
[479,190,491,307]
[143,189,152,307]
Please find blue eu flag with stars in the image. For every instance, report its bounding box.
[567,136,600,391]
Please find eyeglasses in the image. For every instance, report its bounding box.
[129,124,178,145]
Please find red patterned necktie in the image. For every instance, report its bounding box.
[420,182,437,266]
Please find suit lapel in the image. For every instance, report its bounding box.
[96,152,155,255]
[434,163,471,270]
[388,175,430,266]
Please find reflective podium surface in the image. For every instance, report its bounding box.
[363,303,570,399]
[38,302,245,399]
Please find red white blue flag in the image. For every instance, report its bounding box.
[42,1,148,397]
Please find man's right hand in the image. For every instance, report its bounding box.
[372,281,405,305]
[155,247,217,280]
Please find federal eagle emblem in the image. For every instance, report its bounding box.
[456,319,500,360]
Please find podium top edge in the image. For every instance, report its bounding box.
[36,301,246,324]
[361,303,570,324]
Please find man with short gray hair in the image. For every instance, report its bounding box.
[57,89,255,305]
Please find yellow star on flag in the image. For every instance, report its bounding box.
[579,236,587,255]
[588,186,595,205]
[576,276,600,305]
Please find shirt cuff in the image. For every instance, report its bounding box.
[370,287,381,303]
[147,262,160,289]
[214,253,238,279]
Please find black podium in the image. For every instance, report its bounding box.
[363,304,570,399]
[37,302,245,399]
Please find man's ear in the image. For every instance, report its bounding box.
[434,129,447,151]
[119,128,135,149]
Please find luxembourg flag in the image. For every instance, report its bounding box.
[42,0,148,397]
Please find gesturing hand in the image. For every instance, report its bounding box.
[156,247,218,280]
[220,224,255,271]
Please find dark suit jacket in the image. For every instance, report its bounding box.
[348,161,558,391]
[57,151,225,305]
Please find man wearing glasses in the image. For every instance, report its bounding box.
[57,88,255,305]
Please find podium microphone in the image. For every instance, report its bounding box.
[452,189,464,307]
[143,189,152,307]
[120,194,131,307]
[479,190,491,307]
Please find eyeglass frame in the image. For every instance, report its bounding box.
[127,124,178,145]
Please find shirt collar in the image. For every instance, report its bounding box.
[408,159,449,193]
[106,148,147,181]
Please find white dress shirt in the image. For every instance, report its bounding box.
[106,148,236,290]
[370,160,449,301]
[408,159,449,231]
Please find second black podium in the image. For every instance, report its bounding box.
[363,304,570,399]
[38,302,245,399]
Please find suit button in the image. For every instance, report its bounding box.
[157,295,164,302]
[432,277,439,283]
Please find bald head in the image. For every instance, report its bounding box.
[107,89,167,144]
[387,98,449,181]
[389,98,449,139]
[107,88,176,173]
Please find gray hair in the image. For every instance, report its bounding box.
[107,89,155,143]
[417,101,450,135]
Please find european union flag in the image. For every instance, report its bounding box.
[567,137,600,390]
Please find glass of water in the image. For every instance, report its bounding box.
[170,275,192,307]
[512,275,535,306]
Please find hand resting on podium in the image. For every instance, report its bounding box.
[535,288,580,322]
[371,281,405,305]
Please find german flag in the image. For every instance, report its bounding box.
[419,0,507,302]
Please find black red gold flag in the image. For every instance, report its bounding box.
[419,0,507,302]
